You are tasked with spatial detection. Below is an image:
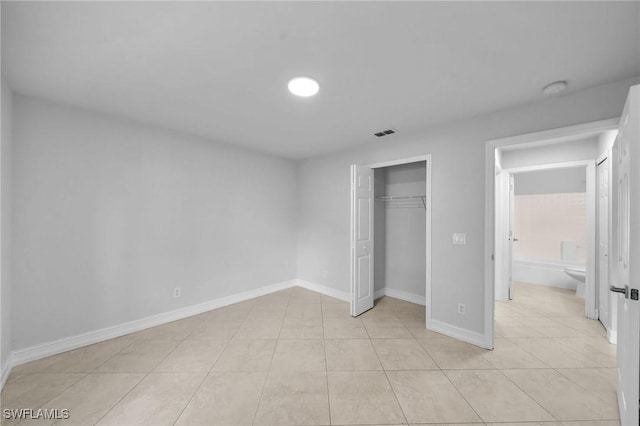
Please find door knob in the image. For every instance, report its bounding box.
[610,285,629,298]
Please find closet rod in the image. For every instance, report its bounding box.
[375,195,426,200]
[375,195,426,210]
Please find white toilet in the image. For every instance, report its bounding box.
[561,241,586,298]
[564,266,586,298]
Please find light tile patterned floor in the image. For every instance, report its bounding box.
[0,283,620,425]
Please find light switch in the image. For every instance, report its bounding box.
[453,233,466,245]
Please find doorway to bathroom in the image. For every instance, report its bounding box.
[497,163,596,328]
[501,163,591,303]
[486,87,640,426]
[491,121,620,342]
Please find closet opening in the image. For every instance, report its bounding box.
[374,161,427,303]
[349,155,432,329]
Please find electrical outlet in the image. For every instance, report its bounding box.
[173,287,181,298]
[457,303,466,315]
[453,233,467,245]
[321,270,328,279]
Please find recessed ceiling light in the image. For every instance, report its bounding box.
[288,76,319,97]
[542,80,568,95]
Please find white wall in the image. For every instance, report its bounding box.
[514,192,587,261]
[514,168,586,195]
[383,162,426,297]
[12,95,298,350]
[1,78,13,379]
[513,168,588,289]
[501,136,598,169]
[297,76,639,336]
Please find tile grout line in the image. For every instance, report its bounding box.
[15,372,88,418]
[91,372,147,425]
[494,282,617,423]
[493,367,558,422]
[496,336,554,369]
[438,368,490,424]
[23,338,140,424]
[92,337,186,425]
[551,365,622,409]
[365,305,410,426]
[88,337,137,373]
[93,315,212,425]
[250,290,290,426]
[417,311,490,426]
[170,371,209,426]
[320,296,333,426]
[172,309,249,425]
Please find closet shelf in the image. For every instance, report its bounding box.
[376,195,426,210]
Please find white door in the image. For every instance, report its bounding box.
[350,164,375,316]
[508,174,516,300]
[597,157,611,332]
[611,85,639,426]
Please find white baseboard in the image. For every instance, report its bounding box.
[607,329,618,345]
[4,276,492,389]
[373,287,425,306]
[295,279,350,302]
[1,353,14,390]
[374,288,385,300]
[297,282,425,307]
[429,319,489,349]
[383,288,426,306]
[10,279,298,369]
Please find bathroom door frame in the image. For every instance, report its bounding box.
[596,153,617,343]
[349,154,432,326]
[496,160,596,318]
[485,118,620,349]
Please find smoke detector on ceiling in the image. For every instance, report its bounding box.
[542,80,568,95]
[374,129,396,138]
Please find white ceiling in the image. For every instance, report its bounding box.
[3,1,639,159]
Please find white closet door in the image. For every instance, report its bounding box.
[350,164,374,317]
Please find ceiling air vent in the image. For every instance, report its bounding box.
[374,129,396,138]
